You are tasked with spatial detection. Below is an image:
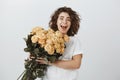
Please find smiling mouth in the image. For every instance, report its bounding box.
[61,25,67,29]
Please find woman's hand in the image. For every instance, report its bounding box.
[28,54,52,65]
[36,58,48,64]
[36,57,52,65]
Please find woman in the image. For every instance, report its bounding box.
[37,6,83,80]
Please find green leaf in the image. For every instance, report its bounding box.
[32,71,37,79]
[32,43,38,48]
[34,48,39,55]
[48,56,57,63]
[24,48,31,52]
[36,69,44,78]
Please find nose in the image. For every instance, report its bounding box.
[62,19,67,24]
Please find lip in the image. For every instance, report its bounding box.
[60,25,67,29]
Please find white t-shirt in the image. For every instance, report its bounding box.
[43,35,83,80]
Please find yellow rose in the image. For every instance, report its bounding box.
[42,30,48,34]
[36,30,47,35]
[46,39,53,45]
[64,34,70,42]
[46,32,55,39]
[60,47,65,54]
[44,44,54,55]
[56,48,61,53]
[31,26,44,34]
[55,31,63,38]
[60,43,65,48]
[38,39,46,45]
[52,36,60,44]
[31,35,38,43]
[58,37,64,43]
[54,43,61,49]
[48,28,55,33]
[36,32,47,40]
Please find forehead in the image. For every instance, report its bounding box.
[58,12,70,18]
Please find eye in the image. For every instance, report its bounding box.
[67,18,71,21]
[59,17,63,20]
[66,17,71,22]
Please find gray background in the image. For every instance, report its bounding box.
[0,0,120,80]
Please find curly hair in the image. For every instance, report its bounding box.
[49,6,80,36]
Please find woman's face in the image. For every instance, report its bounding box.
[57,12,71,34]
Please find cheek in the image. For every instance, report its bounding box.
[57,25,61,31]
[57,20,60,27]
[67,23,71,30]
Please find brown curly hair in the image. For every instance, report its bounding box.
[49,6,80,36]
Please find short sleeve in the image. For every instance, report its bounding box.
[72,36,83,56]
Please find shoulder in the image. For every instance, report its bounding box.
[70,35,80,44]
[71,35,83,56]
[65,35,81,47]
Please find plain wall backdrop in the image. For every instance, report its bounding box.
[0,0,120,80]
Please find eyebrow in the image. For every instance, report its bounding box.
[59,16,70,19]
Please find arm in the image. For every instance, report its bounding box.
[50,54,83,70]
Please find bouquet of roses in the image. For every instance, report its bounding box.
[17,26,69,80]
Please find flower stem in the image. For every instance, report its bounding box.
[17,70,26,80]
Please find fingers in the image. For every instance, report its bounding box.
[29,55,35,59]
[27,55,49,65]
[37,57,43,60]
[36,58,48,64]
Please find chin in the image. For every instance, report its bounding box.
[61,31,66,34]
